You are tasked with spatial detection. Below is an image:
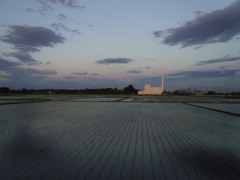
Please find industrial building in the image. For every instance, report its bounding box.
[138,71,164,95]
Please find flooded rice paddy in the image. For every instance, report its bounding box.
[191,103,240,114]
[0,95,240,179]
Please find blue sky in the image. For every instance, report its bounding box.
[0,0,240,90]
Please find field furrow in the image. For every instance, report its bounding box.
[0,101,239,179]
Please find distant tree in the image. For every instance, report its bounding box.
[173,90,180,95]
[22,88,28,93]
[207,91,216,95]
[123,84,137,94]
[0,87,10,93]
[162,90,167,95]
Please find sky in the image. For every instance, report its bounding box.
[0,0,240,91]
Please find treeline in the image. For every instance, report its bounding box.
[0,84,138,95]
[169,90,240,96]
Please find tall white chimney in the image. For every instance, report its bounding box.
[161,70,164,92]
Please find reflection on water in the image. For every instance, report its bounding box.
[179,148,240,179]
[6,122,55,159]
[0,102,240,179]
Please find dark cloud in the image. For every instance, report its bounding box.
[34,0,85,16]
[88,24,94,28]
[96,58,134,65]
[0,58,21,70]
[71,72,88,75]
[0,57,57,89]
[36,0,85,10]
[153,31,163,37]
[24,68,57,75]
[5,68,56,76]
[194,11,203,17]
[36,0,54,15]
[26,8,35,13]
[52,23,81,35]
[1,68,57,89]
[168,69,240,79]
[58,13,67,21]
[154,0,240,47]
[127,70,142,74]
[196,56,240,65]
[7,52,41,65]
[90,73,99,76]
[1,25,65,53]
[0,58,56,75]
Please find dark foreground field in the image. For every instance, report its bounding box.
[0,96,240,179]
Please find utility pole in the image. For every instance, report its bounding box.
[162,70,164,92]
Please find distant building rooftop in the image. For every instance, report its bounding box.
[138,84,163,95]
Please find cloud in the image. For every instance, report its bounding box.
[194,11,203,17]
[145,66,155,70]
[0,70,11,77]
[234,71,240,77]
[196,56,240,65]
[45,61,52,65]
[154,0,240,47]
[26,8,35,13]
[58,13,67,21]
[168,69,240,79]
[71,72,100,76]
[36,0,85,10]
[0,68,58,89]
[127,70,142,74]
[0,58,21,70]
[6,52,41,65]
[33,1,85,16]
[1,25,65,66]
[1,25,65,53]
[71,72,88,75]
[24,68,57,75]
[1,64,57,76]
[0,58,56,75]
[126,66,154,74]
[153,31,163,37]
[34,0,54,15]
[51,23,81,35]
[96,58,134,65]
[0,56,57,89]
[90,73,99,76]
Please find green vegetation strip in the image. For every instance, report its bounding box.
[184,103,240,117]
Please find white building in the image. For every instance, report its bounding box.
[138,71,164,95]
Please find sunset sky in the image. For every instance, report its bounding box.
[1,0,240,90]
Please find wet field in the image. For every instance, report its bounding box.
[0,95,240,179]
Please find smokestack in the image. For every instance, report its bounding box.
[162,70,164,92]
